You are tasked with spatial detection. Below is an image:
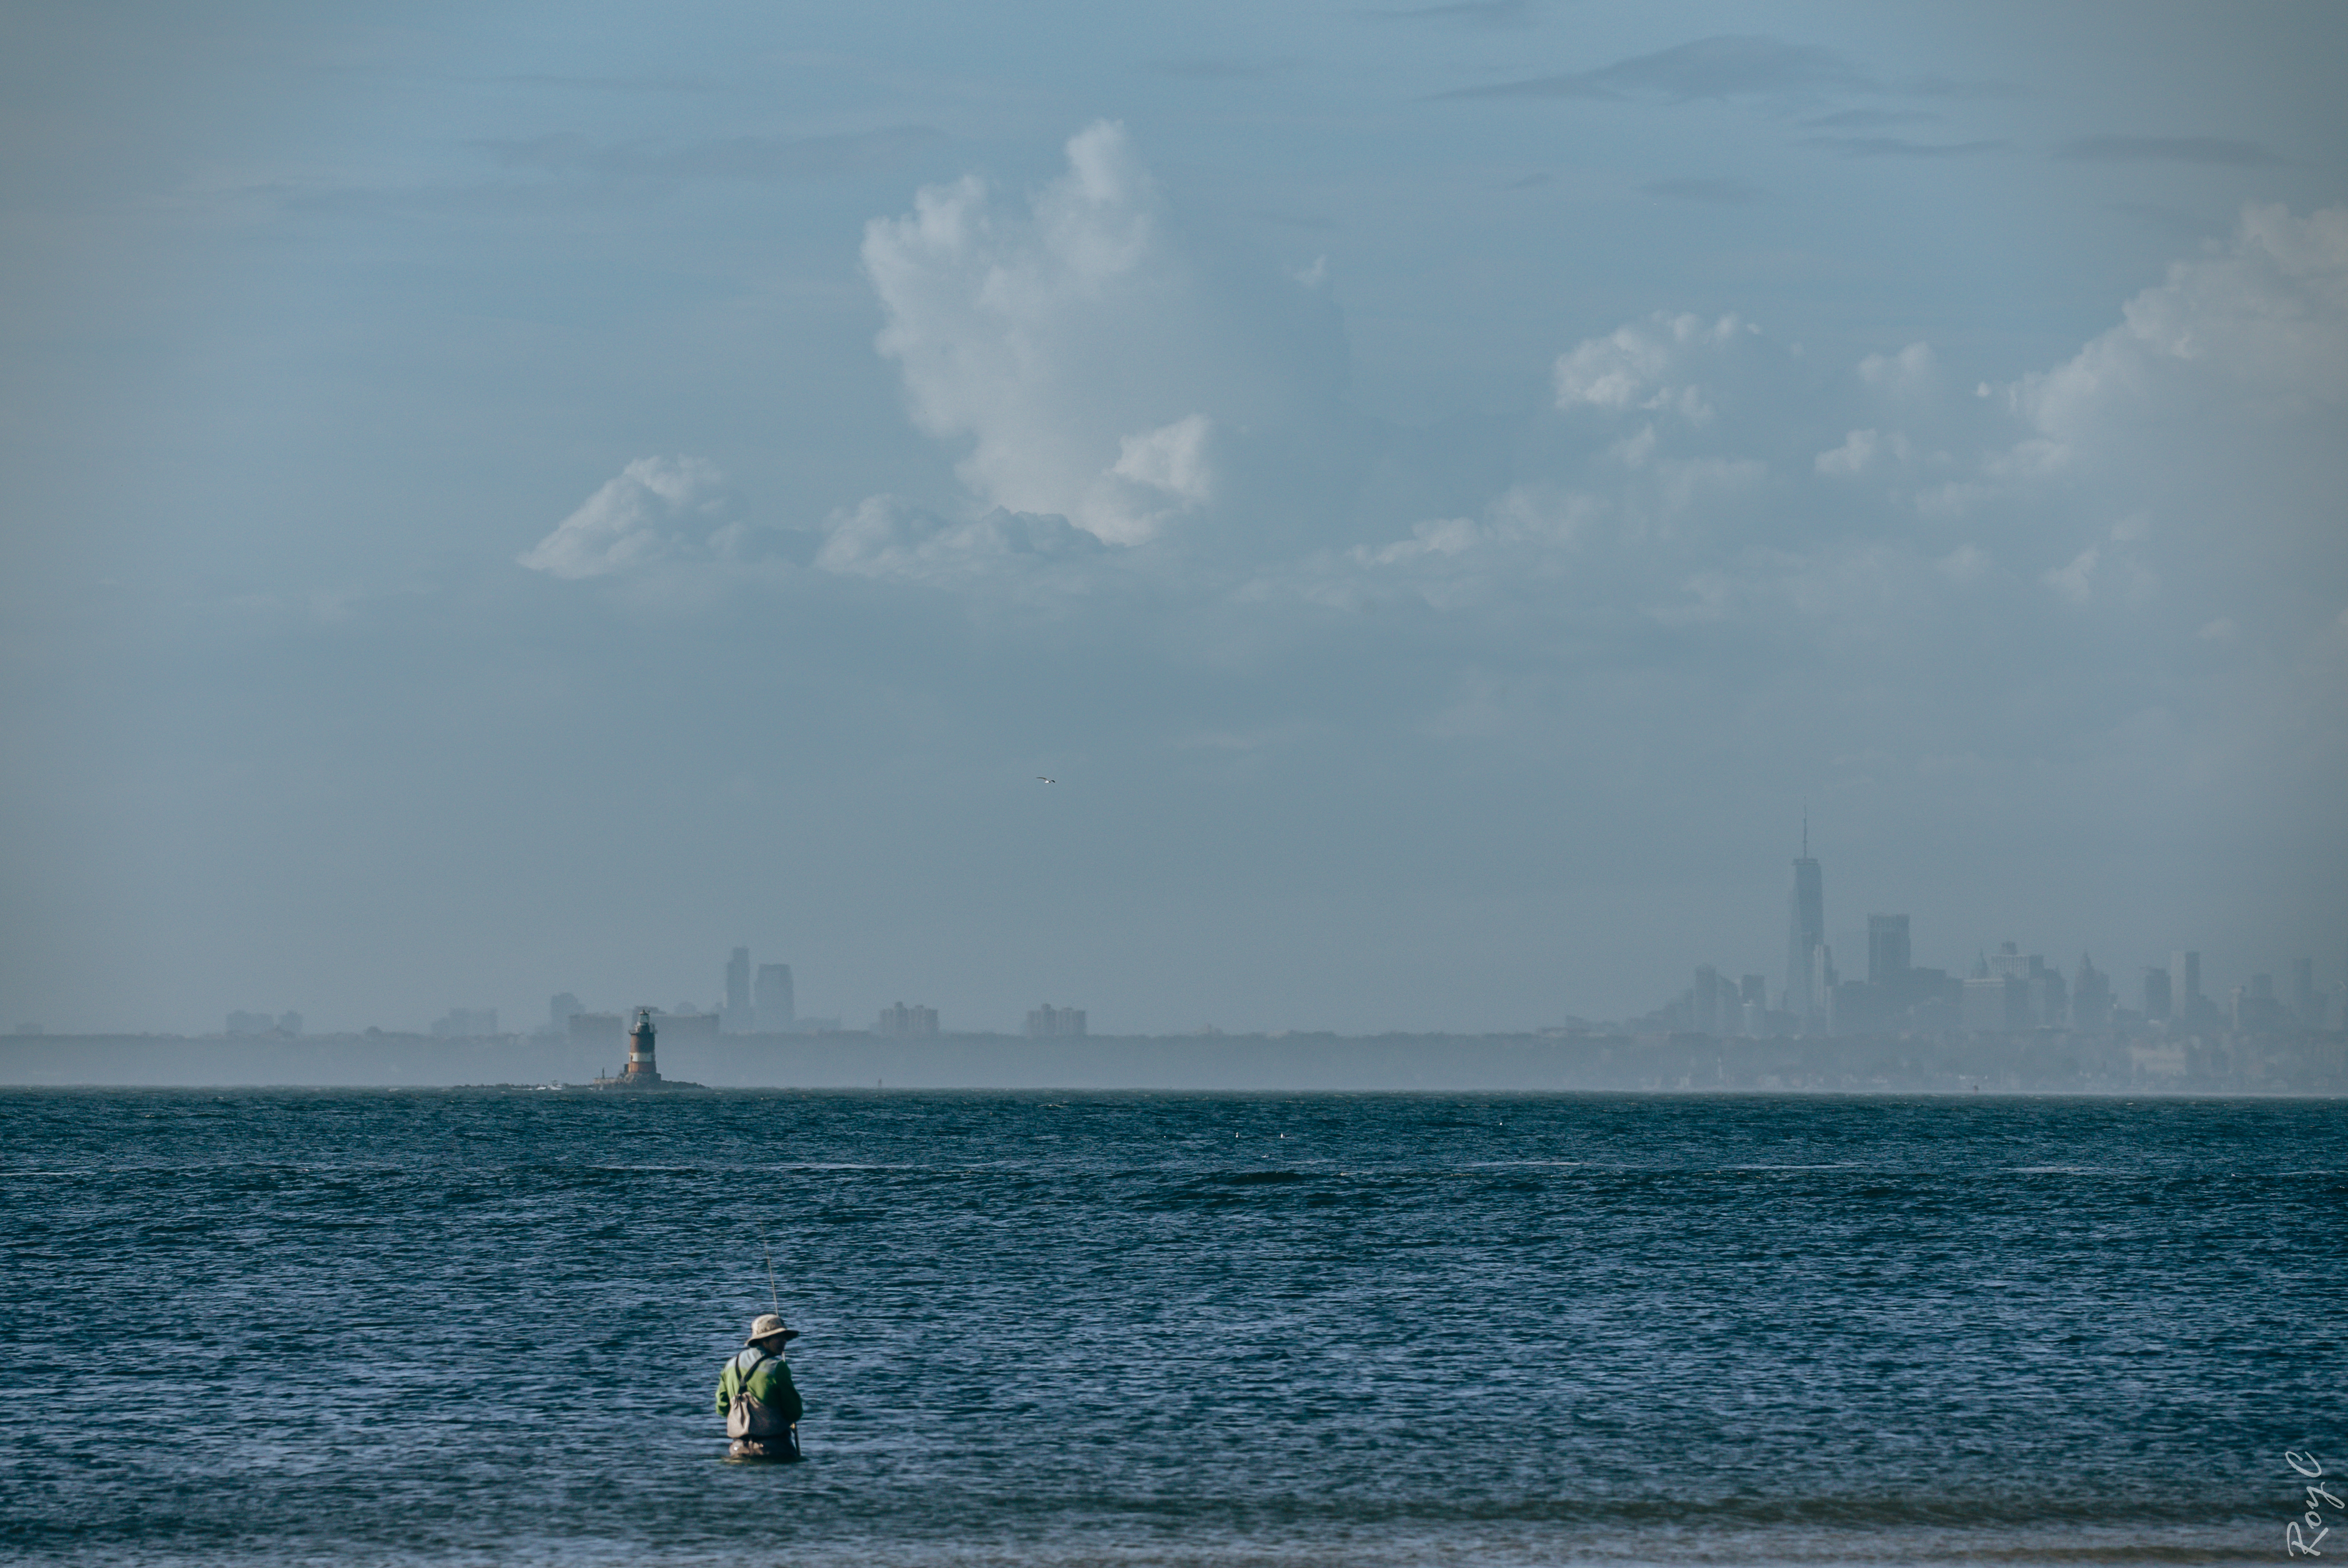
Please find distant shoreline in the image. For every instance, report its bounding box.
[3,1028,2340,1096]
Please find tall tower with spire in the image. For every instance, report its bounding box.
[1785,814,1825,1021]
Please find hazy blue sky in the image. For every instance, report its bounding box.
[4,2,2343,1034]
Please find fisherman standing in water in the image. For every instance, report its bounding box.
[717,1314,804,1460]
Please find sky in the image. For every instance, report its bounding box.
[3,1,2344,1036]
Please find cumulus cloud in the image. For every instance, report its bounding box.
[1110,414,1213,506]
[1554,312,1745,421]
[521,168,2339,865]
[1352,515,1484,568]
[1290,204,2342,678]
[1858,342,1935,395]
[1935,544,1992,585]
[2040,519,2159,610]
[1971,203,2347,658]
[1817,427,1926,477]
[861,121,1237,545]
[1654,543,1940,635]
[1242,486,1609,612]
[1651,455,1767,517]
[813,496,1106,589]
[2010,204,2348,465]
[1816,429,1876,474]
[2043,546,2099,605]
[518,456,725,579]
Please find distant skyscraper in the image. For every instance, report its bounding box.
[2143,966,2172,1022]
[1785,820,1824,1020]
[2171,951,2201,1017]
[1028,1004,1087,1038]
[568,1010,627,1051]
[1987,942,2036,982]
[1692,966,1729,1036]
[1867,915,1911,986]
[2027,967,2068,1031]
[2292,957,2317,1028]
[2071,955,2110,1034]
[725,948,751,1022]
[754,963,794,1031]
[1810,945,1838,1033]
[1961,976,2025,1033]
[875,1002,938,1039]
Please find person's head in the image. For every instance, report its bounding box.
[745,1313,801,1349]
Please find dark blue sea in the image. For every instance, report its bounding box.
[3,1090,2340,1565]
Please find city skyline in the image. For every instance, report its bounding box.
[184,822,2344,1040]
[1642,826,2342,1039]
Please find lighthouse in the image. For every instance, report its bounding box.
[622,1008,662,1084]
[580,1004,701,1090]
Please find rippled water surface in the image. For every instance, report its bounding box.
[3,1090,2340,1565]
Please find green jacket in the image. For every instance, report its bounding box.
[715,1347,804,1424]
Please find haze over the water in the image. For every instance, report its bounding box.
[2,3,2342,1036]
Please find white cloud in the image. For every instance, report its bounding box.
[2009,204,2348,467]
[1352,515,1481,568]
[1553,312,1744,421]
[861,121,1232,545]
[1649,544,1936,637]
[2123,205,2348,391]
[1611,423,1660,467]
[1487,484,1605,548]
[1817,427,1923,477]
[1252,487,1608,612]
[1816,428,1879,475]
[1858,342,1935,395]
[1653,455,1765,517]
[812,495,1106,588]
[517,181,2336,875]
[518,456,724,579]
[1912,479,1989,518]
[1360,488,1604,569]
[1109,414,1213,506]
[2045,546,2099,605]
[1935,545,1991,584]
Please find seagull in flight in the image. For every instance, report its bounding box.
[1036,775,1056,784]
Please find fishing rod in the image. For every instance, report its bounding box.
[759,1221,781,1317]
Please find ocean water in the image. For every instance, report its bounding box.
[2,1089,2340,1566]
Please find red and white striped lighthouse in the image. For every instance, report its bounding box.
[622,1008,662,1083]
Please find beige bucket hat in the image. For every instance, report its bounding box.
[745,1313,801,1346]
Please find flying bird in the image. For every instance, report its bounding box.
[1036,776,1056,784]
